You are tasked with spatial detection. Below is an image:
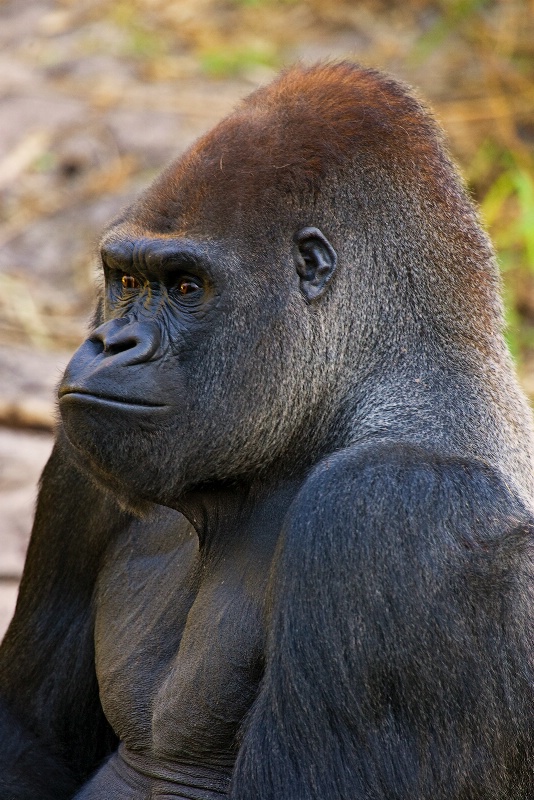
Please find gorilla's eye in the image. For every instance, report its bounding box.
[178,278,201,295]
[121,275,141,290]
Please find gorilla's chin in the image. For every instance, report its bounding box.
[60,399,188,508]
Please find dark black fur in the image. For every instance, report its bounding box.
[1,63,533,799]
[0,434,122,797]
[233,445,534,799]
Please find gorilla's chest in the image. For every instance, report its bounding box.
[94,516,269,765]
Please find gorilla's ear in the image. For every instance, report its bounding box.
[294,227,338,302]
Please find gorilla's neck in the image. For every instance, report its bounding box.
[175,478,302,554]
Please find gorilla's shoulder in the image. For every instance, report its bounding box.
[289,440,534,549]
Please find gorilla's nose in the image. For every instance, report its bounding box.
[90,318,161,364]
[58,318,163,403]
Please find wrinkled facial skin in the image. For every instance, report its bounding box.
[59,234,231,505]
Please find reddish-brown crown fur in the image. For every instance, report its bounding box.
[132,62,451,236]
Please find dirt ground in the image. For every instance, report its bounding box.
[1,0,533,638]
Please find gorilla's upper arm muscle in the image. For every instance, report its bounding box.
[0,431,130,794]
[232,443,534,800]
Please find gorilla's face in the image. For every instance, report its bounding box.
[59,234,226,504]
[59,221,337,507]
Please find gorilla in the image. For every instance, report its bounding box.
[0,62,533,800]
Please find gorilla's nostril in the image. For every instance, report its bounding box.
[103,335,138,356]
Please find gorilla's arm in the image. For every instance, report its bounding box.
[0,432,130,799]
[232,443,534,800]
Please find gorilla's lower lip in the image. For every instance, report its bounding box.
[59,391,167,410]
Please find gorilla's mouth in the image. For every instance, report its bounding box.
[59,389,167,410]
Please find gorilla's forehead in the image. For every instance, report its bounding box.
[110,62,443,242]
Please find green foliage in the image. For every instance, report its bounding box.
[125,29,164,59]
[468,142,534,358]
[229,0,270,7]
[200,46,278,78]
[413,0,492,59]
[33,152,56,173]
[229,0,298,5]
[109,1,168,60]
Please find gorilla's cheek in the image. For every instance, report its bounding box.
[60,394,177,488]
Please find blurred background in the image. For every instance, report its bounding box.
[1,0,533,635]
